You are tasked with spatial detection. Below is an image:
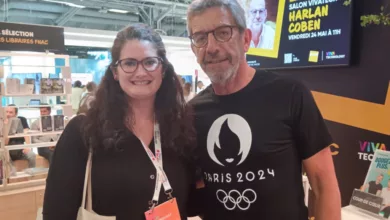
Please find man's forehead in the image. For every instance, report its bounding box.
[250,0,266,8]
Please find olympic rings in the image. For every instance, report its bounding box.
[216,189,257,211]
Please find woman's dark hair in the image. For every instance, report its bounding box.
[82,24,195,157]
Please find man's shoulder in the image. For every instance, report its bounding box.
[253,70,307,90]
[188,86,214,107]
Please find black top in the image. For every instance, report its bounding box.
[19,116,29,129]
[189,71,333,220]
[368,181,383,195]
[43,115,198,220]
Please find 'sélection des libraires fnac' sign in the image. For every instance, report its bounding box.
[0,22,65,53]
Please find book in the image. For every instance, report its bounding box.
[40,78,53,94]
[51,78,64,94]
[53,115,64,131]
[24,78,36,94]
[361,150,390,217]
[41,115,53,132]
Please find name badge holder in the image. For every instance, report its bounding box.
[142,123,180,220]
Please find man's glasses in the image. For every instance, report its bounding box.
[189,25,237,48]
[250,8,266,16]
[114,57,163,73]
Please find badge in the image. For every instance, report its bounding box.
[145,198,181,220]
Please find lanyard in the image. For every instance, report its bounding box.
[140,122,173,207]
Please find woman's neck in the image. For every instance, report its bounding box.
[130,97,155,122]
[128,97,155,146]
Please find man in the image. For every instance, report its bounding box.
[31,106,59,164]
[361,174,384,196]
[5,105,36,168]
[186,0,341,219]
[247,0,275,49]
[78,81,97,115]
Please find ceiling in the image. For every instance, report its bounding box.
[0,0,190,37]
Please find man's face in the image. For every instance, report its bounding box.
[248,0,267,31]
[40,108,51,116]
[188,7,251,84]
[377,175,384,183]
[5,107,16,119]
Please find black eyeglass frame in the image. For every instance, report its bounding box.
[113,56,164,74]
[189,25,238,48]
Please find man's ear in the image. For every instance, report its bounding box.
[243,28,252,52]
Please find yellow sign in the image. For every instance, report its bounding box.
[312,82,390,135]
[308,50,319,62]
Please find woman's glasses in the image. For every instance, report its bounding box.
[114,57,163,73]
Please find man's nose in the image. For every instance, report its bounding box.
[205,32,219,56]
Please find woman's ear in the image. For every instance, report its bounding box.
[110,66,118,81]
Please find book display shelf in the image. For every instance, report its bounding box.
[0,51,73,192]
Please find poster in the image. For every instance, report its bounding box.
[238,0,352,69]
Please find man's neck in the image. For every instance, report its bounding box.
[129,97,155,122]
[212,64,256,95]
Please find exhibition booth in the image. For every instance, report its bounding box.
[0,0,389,219]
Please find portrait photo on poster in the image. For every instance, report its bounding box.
[238,0,285,58]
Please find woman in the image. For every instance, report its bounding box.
[42,24,197,219]
[183,82,195,102]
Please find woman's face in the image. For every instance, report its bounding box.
[114,39,163,101]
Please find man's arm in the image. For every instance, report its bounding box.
[360,183,369,192]
[31,119,45,143]
[303,147,341,220]
[288,80,341,220]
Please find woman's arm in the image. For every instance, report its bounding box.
[42,115,89,220]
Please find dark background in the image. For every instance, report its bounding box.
[274,0,390,212]
[247,0,352,68]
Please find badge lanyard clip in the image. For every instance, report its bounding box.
[141,122,173,212]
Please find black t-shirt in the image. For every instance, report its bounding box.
[19,116,29,129]
[43,115,198,220]
[368,181,383,195]
[189,71,333,220]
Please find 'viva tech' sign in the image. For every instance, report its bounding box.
[359,141,387,161]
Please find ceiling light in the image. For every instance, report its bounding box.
[64,32,116,39]
[42,0,85,8]
[108,9,129,14]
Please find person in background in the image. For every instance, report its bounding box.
[42,24,198,219]
[31,106,59,164]
[5,105,36,168]
[179,76,186,87]
[71,80,84,114]
[183,82,195,102]
[187,0,341,219]
[361,173,384,196]
[196,81,204,94]
[77,81,97,115]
